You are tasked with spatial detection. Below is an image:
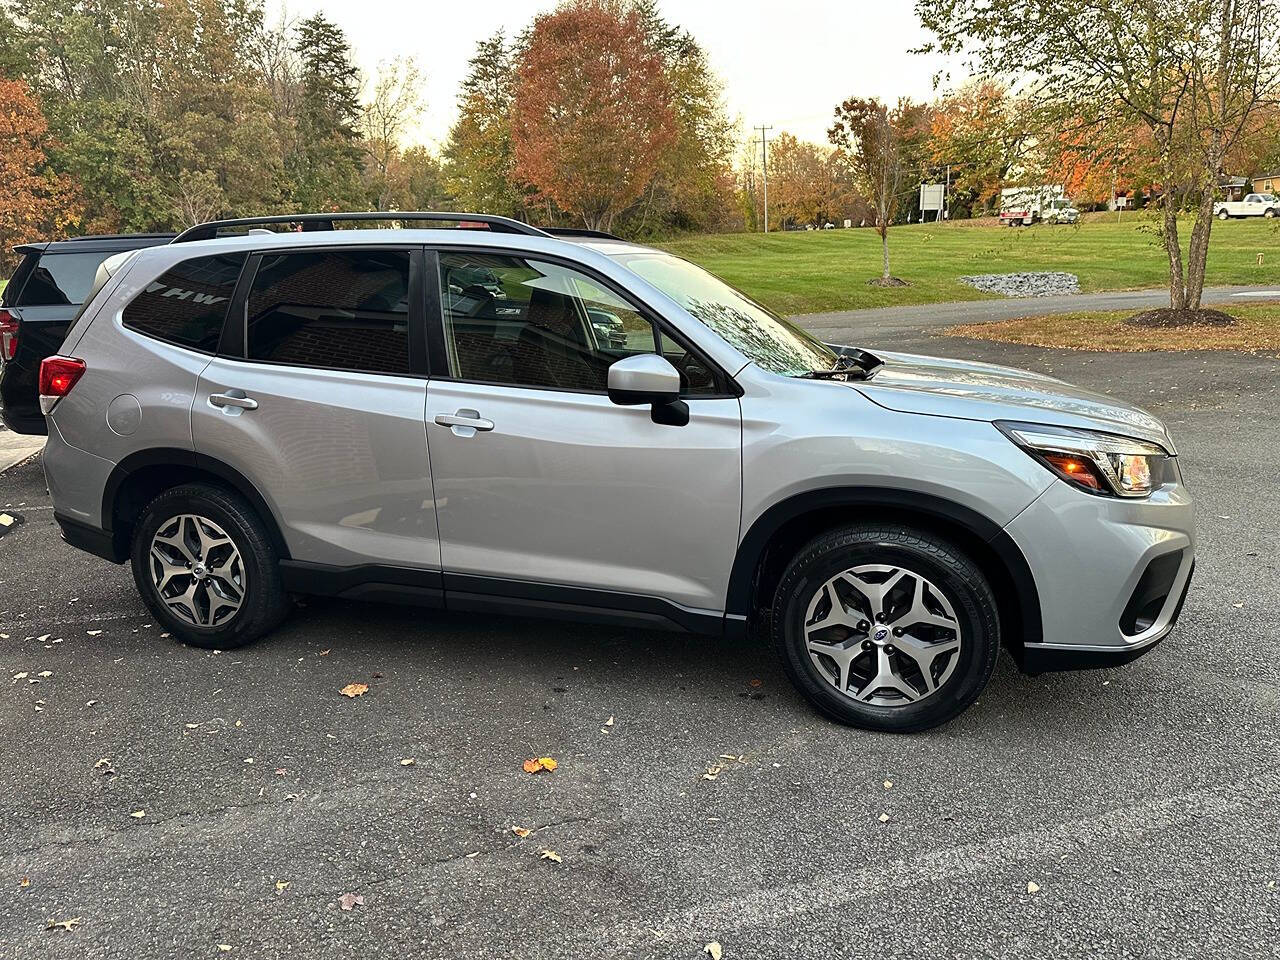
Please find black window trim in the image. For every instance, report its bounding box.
[424,243,742,400]
[121,251,250,358]
[218,244,429,380]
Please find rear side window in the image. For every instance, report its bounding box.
[123,254,246,352]
[246,250,411,375]
[13,252,114,306]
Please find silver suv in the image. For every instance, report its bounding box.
[38,213,1195,732]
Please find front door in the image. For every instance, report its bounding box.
[424,250,741,618]
[193,247,440,571]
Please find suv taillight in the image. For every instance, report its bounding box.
[38,355,86,415]
[0,309,17,361]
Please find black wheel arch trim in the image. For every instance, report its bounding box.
[101,448,291,561]
[726,486,1043,648]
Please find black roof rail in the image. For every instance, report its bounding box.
[171,212,550,244]
[64,233,176,242]
[541,227,626,241]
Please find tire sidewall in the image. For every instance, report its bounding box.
[774,531,998,732]
[130,487,276,649]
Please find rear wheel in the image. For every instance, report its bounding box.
[771,524,1000,733]
[130,484,290,649]
[1265,208,1276,219]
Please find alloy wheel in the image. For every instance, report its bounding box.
[803,563,962,706]
[148,514,246,627]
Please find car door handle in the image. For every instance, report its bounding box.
[209,392,258,410]
[434,411,494,432]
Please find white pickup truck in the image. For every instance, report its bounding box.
[1215,193,1279,219]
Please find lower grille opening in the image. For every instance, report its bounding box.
[1119,551,1184,636]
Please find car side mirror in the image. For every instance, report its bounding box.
[607,354,688,426]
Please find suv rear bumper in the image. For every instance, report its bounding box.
[1004,475,1195,673]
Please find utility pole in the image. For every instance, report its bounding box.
[755,125,773,233]
[941,164,950,222]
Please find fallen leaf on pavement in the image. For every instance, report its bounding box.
[339,682,369,698]
[20,876,29,888]
[539,849,562,863]
[523,757,557,774]
[130,810,146,819]
[884,780,893,790]
[275,880,289,892]
[1027,881,1041,894]
[37,671,51,678]
[217,944,233,951]
[338,893,364,911]
[319,649,331,656]
[46,918,81,931]
[750,678,763,687]
[400,758,416,766]
[511,826,532,838]
[87,630,102,636]
[604,716,615,726]
[705,941,723,959]
[12,672,27,681]
[878,813,890,823]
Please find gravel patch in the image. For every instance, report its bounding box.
[959,271,1080,297]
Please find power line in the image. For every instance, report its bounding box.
[755,125,773,233]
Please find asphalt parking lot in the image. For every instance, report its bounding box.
[2,316,1279,959]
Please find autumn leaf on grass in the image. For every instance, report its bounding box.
[338,892,364,911]
[339,682,369,698]
[539,849,562,863]
[511,826,532,838]
[46,917,81,931]
[522,757,557,774]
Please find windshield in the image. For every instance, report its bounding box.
[611,251,837,376]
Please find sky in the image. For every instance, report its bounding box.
[270,0,962,150]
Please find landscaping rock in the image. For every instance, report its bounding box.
[958,272,1080,298]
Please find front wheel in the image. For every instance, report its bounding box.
[130,483,291,649]
[771,524,1000,733]
[1218,210,1229,220]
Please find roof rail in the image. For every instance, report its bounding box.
[541,227,626,241]
[65,233,177,242]
[171,212,550,244]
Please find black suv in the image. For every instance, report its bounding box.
[1,234,172,433]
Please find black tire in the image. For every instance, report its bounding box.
[1218,210,1229,220]
[771,523,1000,733]
[130,483,290,649]
[1265,208,1276,219]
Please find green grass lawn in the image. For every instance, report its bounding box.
[659,217,1280,315]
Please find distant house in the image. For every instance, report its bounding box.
[1253,169,1280,194]
[1218,175,1248,201]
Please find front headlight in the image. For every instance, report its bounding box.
[996,421,1170,498]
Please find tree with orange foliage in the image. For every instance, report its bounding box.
[928,81,1027,213]
[511,0,676,232]
[0,77,80,260]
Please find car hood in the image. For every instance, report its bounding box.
[853,350,1175,452]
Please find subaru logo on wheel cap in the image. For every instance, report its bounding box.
[873,626,890,641]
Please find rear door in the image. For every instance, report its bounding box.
[192,246,441,573]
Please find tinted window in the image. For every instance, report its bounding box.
[248,250,411,375]
[438,252,717,394]
[123,254,245,352]
[15,252,116,306]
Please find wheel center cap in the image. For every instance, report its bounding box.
[872,625,891,644]
[192,562,208,580]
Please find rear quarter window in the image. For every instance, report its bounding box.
[12,251,115,306]
[123,254,246,353]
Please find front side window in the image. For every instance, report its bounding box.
[611,251,837,377]
[247,250,411,375]
[437,252,717,393]
[123,254,246,352]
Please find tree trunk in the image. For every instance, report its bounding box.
[1184,183,1218,310]
[1159,145,1187,310]
[879,224,890,279]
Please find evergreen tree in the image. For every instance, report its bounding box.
[291,12,364,209]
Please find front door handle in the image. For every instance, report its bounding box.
[434,409,494,436]
[209,392,258,411]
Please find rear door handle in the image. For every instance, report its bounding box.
[434,410,494,435]
[209,392,258,411]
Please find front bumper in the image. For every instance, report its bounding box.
[1004,472,1195,673]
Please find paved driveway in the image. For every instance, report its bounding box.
[2,319,1278,959]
